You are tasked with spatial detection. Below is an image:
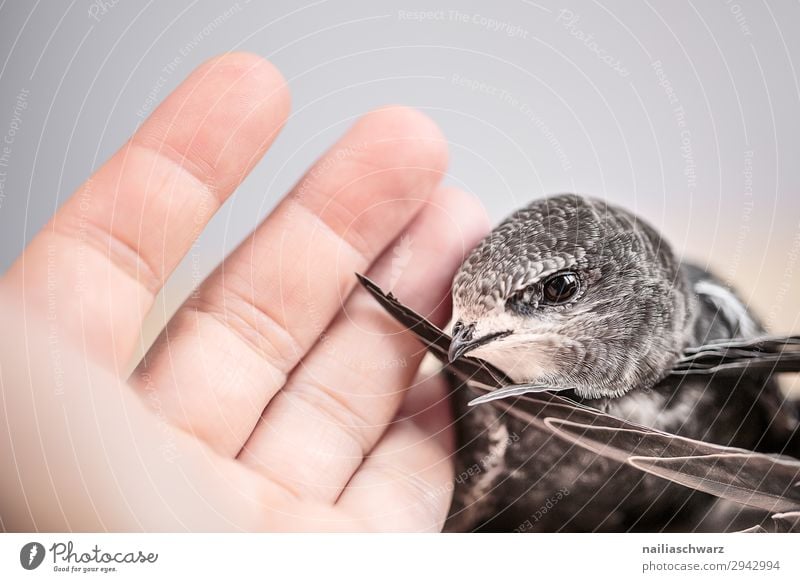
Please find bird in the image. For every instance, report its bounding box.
[358,193,800,532]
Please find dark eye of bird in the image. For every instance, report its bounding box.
[541,272,580,305]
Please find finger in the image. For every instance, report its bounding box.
[238,187,488,501]
[133,106,449,455]
[1,53,290,370]
[337,419,455,532]
[397,367,456,455]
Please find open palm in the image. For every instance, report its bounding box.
[0,53,489,531]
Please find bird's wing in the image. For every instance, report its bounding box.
[536,413,800,530]
[627,454,800,514]
[542,417,800,512]
[771,511,800,532]
[473,392,800,530]
[673,335,800,375]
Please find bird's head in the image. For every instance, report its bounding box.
[449,194,696,399]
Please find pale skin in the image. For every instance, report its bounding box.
[0,53,490,531]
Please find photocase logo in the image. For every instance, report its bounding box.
[19,542,46,570]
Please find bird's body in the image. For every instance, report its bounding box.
[443,195,800,532]
[448,264,795,531]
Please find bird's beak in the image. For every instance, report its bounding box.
[448,321,512,363]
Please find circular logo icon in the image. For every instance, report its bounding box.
[19,542,45,570]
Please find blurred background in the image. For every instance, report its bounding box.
[1,0,799,359]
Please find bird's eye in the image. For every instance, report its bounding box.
[541,272,580,305]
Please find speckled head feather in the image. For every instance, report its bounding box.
[450,194,698,399]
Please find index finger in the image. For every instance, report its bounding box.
[1,52,290,371]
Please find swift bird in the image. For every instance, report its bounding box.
[358,194,800,532]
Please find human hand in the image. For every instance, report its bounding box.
[0,53,489,531]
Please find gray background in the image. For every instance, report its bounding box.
[1,0,800,347]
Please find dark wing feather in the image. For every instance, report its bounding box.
[356,273,513,388]
[672,335,800,375]
[737,511,800,533]
[492,394,661,433]
[771,511,800,532]
[627,454,800,514]
[542,418,800,513]
[541,419,755,462]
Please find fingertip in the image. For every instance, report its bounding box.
[183,52,292,117]
[136,52,292,194]
[200,51,292,126]
[352,105,449,185]
[430,186,492,249]
[415,187,491,273]
[200,51,289,92]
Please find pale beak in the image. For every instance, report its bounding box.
[448,321,512,363]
